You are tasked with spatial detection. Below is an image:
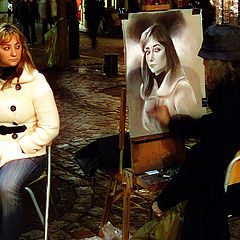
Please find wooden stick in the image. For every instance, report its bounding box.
[119,88,126,174]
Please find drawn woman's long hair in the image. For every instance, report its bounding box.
[140,23,180,98]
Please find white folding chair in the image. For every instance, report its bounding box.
[25,144,51,240]
[224,151,240,193]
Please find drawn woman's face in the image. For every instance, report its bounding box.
[144,36,167,76]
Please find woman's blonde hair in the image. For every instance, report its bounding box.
[0,23,35,85]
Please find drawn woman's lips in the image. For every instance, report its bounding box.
[150,64,156,67]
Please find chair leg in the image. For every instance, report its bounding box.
[25,186,45,225]
[45,145,51,240]
[25,145,52,240]
[24,186,52,240]
[122,174,131,240]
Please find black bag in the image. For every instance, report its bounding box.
[75,133,131,177]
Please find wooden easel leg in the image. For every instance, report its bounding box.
[122,174,131,240]
[99,176,118,237]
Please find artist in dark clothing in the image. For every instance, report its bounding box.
[152,24,240,240]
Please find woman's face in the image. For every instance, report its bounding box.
[144,36,167,76]
[0,35,22,67]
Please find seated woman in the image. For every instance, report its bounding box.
[132,24,240,240]
[0,23,59,240]
[139,23,200,133]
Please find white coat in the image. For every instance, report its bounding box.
[140,67,200,132]
[0,67,59,167]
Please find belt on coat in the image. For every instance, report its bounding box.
[0,125,27,135]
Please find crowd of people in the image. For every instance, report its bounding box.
[6,0,215,50]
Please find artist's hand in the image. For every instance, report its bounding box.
[155,105,170,126]
[147,105,170,127]
[152,201,164,218]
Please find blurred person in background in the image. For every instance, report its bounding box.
[13,0,31,43]
[38,0,57,44]
[85,0,101,49]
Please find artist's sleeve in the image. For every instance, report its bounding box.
[168,113,215,138]
[155,87,240,212]
[18,75,60,153]
[155,114,218,212]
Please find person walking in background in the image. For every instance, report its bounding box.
[38,0,57,45]
[67,0,80,59]
[14,0,38,45]
[85,0,101,49]
[13,0,24,31]
[13,0,31,43]
[0,23,59,240]
[27,0,39,45]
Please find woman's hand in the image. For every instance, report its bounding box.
[152,201,164,218]
[147,105,171,127]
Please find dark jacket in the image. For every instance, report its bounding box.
[85,0,100,27]
[156,78,240,240]
[14,0,30,25]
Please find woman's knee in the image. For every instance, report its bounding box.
[0,180,20,207]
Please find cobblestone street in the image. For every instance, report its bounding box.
[19,31,157,240]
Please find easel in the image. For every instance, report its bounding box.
[99,88,185,240]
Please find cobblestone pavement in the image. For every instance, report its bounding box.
[19,31,157,240]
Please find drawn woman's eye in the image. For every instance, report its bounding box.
[145,49,150,55]
[154,47,161,53]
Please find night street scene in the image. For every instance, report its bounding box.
[0,0,240,240]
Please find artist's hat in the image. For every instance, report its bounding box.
[198,24,240,61]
